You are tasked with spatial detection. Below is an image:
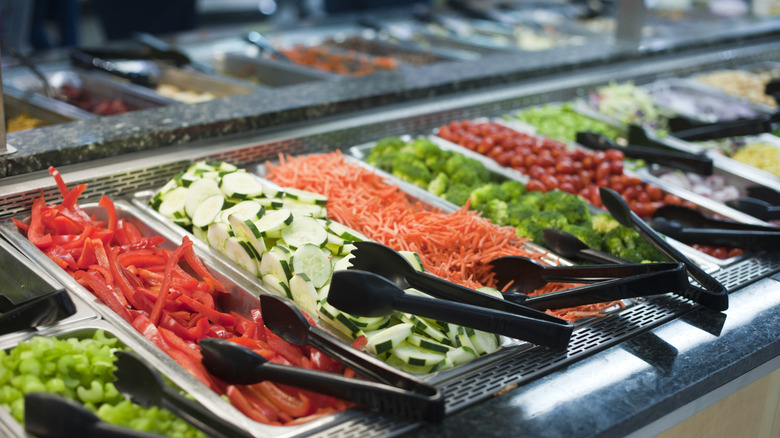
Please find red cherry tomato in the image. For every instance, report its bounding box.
[526,179,546,193]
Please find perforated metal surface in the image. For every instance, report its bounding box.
[3,41,780,438]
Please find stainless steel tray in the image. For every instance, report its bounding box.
[153,65,261,102]
[3,88,78,130]
[210,52,334,87]
[0,321,255,438]
[0,201,368,437]
[3,65,170,116]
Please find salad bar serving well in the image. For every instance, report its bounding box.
[3,16,780,437]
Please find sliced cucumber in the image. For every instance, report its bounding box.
[332,253,355,272]
[184,178,223,218]
[318,301,362,337]
[259,251,292,284]
[192,225,208,243]
[220,171,264,200]
[325,220,368,242]
[403,314,451,346]
[391,341,446,368]
[283,187,328,206]
[219,201,264,224]
[253,209,293,238]
[456,326,478,357]
[468,329,500,356]
[262,274,291,298]
[291,244,332,289]
[229,214,267,257]
[282,199,327,218]
[406,333,453,354]
[347,314,392,332]
[224,237,259,276]
[476,286,504,299]
[192,195,225,230]
[281,215,328,249]
[289,274,319,316]
[430,356,455,372]
[259,180,284,199]
[254,197,284,210]
[399,251,425,272]
[207,222,232,253]
[157,186,189,220]
[445,346,478,366]
[365,323,413,356]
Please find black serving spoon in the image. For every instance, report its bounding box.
[328,270,572,348]
[24,393,163,438]
[576,131,713,175]
[199,338,445,423]
[113,351,252,438]
[599,187,728,311]
[542,228,631,265]
[260,294,442,393]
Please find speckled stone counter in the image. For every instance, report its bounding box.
[2,16,779,179]
[408,277,780,437]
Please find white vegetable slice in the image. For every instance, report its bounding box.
[282,199,327,218]
[445,346,478,366]
[229,213,267,256]
[289,274,319,316]
[365,323,413,356]
[224,237,259,276]
[467,328,500,356]
[325,220,368,241]
[220,171,264,200]
[332,253,355,272]
[406,333,453,354]
[184,178,223,218]
[283,187,328,206]
[207,222,232,253]
[262,274,291,298]
[191,195,225,230]
[318,301,362,337]
[253,209,293,238]
[281,215,328,249]
[291,244,332,289]
[219,201,264,224]
[260,251,292,284]
[157,186,189,219]
[391,341,446,367]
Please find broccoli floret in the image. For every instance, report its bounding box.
[603,226,664,263]
[506,204,537,227]
[368,137,406,163]
[515,221,544,245]
[539,190,591,224]
[390,152,433,187]
[428,151,453,175]
[532,210,569,231]
[428,173,449,197]
[443,154,468,175]
[500,180,526,201]
[516,191,544,208]
[410,138,442,160]
[561,224,603,251]
[444,155,490,187]
[592,213,621,235]
[482,199,510,225]
[469,183,506,210]
[443,183,473,206]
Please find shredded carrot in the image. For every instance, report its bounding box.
[266,151,618,321]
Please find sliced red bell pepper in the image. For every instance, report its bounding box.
[132,314,169,351]
[352,334,368,351]
[117,250,168,268]
[12,218,29,233]
[52,214,83,235]
[61,183,86,210]
[237,385,281,423]
[98,195,117,233]
[181,239,226,293]
[226,385,276,425]
[120,236,166,252]
[158,326,202,360]
[256,381,312,418]
[44,246,77,270]
[310,349,342,374]
[74,270,132,323]
[48,166,69,198]
[167,347,216,391]
[28,196,53,249]
[106,247,142,310]
[207,324,230,339]
[177,294,235,327]
[150,239,192,325]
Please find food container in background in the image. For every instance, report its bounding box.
[210,52,334,86]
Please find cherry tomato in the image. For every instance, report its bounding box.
[596,161,612,182]
[556,158,576,175]
[540,174,559,191]
[605,148,625,162]
[526,179,546,193]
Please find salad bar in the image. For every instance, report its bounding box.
[1,3,780,437]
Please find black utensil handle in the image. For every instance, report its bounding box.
[672,117,773,142]
[670,228,780,251]
[0,289,75,335]
[89,423,166,438]
[533,261,682,281]
[524,263,688,310]
[578,248,632,264]
[308,326,438,395]
[261,363,445,423]
[600,188,728,311]
[395,293,572,348]
[622,146,713,175]
[161,388,253,438]
[406,270,568,323]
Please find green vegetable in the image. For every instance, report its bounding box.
[0,332,207,438]
[469,184,506,210]
[511,102,623,142]
[443,183,473,206]
[603,226,664,262]
[592,213,620,235]
[427,173,449,197]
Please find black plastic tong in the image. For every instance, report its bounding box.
[0,289,76,336]
[489,257,688,310]
[668,113,779,142]
[599,187,729,311]
[70,48,160,88]
[576,131,713,175]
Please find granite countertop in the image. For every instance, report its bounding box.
[407,276,780,437]
[1,14,779,179]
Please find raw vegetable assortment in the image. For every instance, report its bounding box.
[14,166,354,425]
[586,81,669,131]
[509,102,624,142]
[0,331,206,437]
[151,161,502,373]
[265,150,623,322]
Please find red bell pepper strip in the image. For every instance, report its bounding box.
[74,270,133,323]
[27,196,53,249]
[167,347,217,391]
[107,247,143,310]
[284,408,338,426]
[52,214,83,235]
[182,240,227,293]
[48,166,69,198]
[98,195,117,232]
[12,218,29,233]
[60,183,86,210]
[132,314,169,351]
[177,294,235,327]
[158,326,202,360]
[207,324,230,339]
[44,246,77,270]
[237,385,282,423]
[256,381,312,418]
[150,239,192,325]
[226,386,277,425]
[120,236,166,252]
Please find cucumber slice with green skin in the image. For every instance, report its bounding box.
[317,283,330,302]
[318,301,363,338]
[399,251,425,272]
[445,346,478,366]
[262,274,292,299]
[391,341,447,368]
[192,195,225,230]
[289,274,319,316]
[254,198,284,210]
[154,178,180,200]
[184,178,223,218]
[476,286,503,299]
[281,215,328,249]
[468,328,500,356]
[259,181,284,199]
[224,237,259,276]
[229,214,267,257]
[260,251,292,284]
[220,171,264,200]
[283,187,328,206]
[192,225,208,243]
[219,201,264,224]
[282,199,327,218]
[216,162,238,173]
[292,244,332,289]
[456,326,478,357]
[406,333,454,354]
[253,209,293,239]
[157,186,189,219]
[402,314,451,346]
[430,356,455,372]
[365,323,414,356]
[332,253,355,272]
[325,220,368,242]
[347,314,392,332]
[207,222,232,253]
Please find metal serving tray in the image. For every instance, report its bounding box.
[3,88,79,130]
[0,201,369,437]
[0,236,97,344]
[0,322,254,438]
[3,65,170,116]
[210,52,334,87]
[153,65,261,101]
